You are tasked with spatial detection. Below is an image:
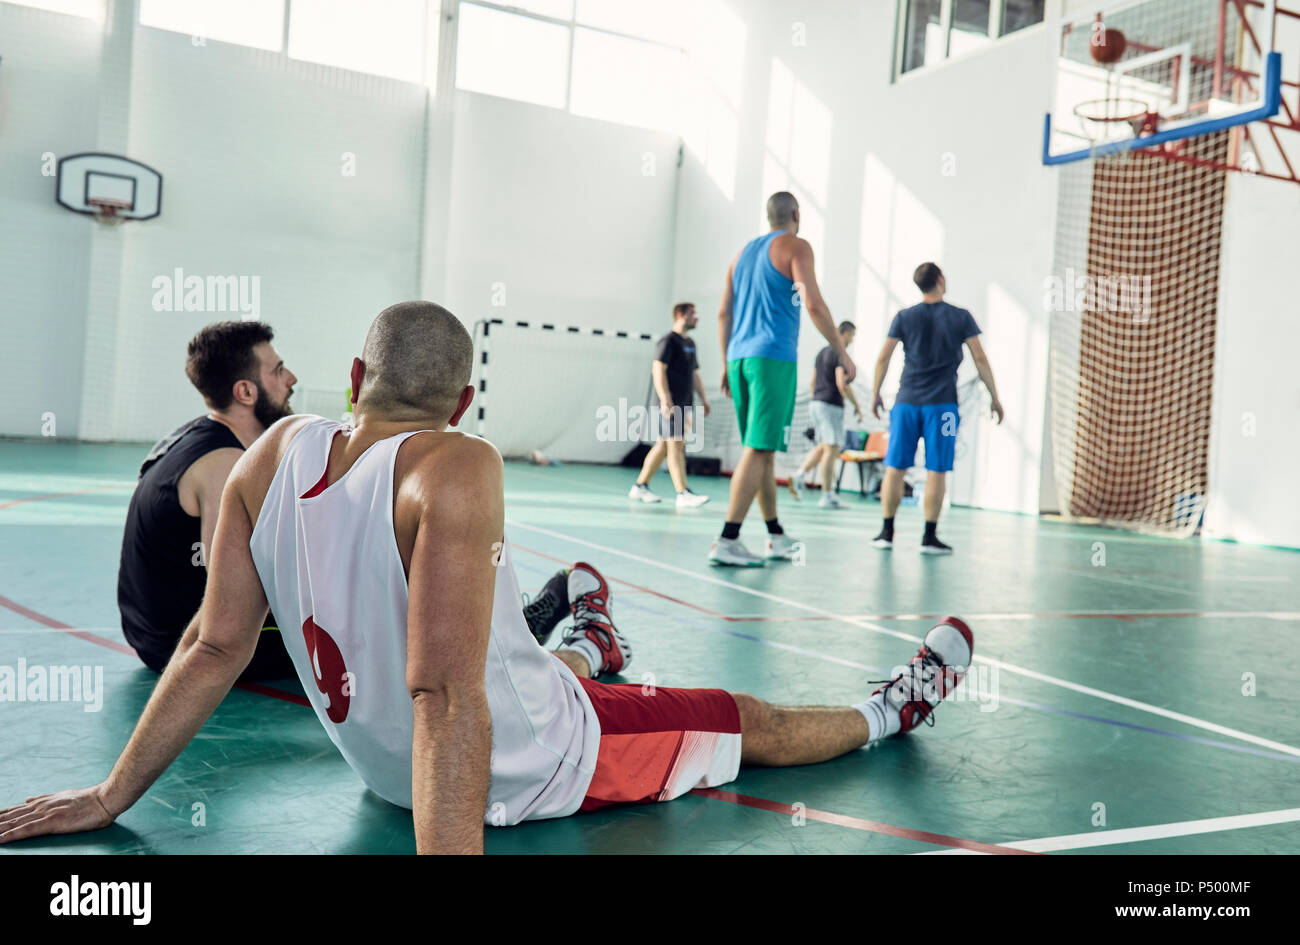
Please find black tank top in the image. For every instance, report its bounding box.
[117,417,243,665]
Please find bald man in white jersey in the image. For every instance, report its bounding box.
[0,302,976,854]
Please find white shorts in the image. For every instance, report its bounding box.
[809,400,845,447]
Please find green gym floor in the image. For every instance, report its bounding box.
[2,439,1298,855]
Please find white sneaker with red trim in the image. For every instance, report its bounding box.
[559,562,631,676]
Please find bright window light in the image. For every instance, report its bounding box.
[504,0,573,18]
[456,2,570,108]
[4,0,103,19]
[138,0,285,51]
[569,27,684,132]
[576,0,687,47]
[288,0,426,83]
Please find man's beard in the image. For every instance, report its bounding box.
[252,384,293,429]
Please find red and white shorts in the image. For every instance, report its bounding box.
[577,677,743,810]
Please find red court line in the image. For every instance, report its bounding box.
[0,593,137,657]
[0,594,309,706]
[692,788,1040,854]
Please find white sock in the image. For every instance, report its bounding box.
[560,638,603,677]
[853,690,900,743]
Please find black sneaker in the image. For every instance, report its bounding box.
[871,528,893,550]
[920,535,953,555]
[522,568,571,644]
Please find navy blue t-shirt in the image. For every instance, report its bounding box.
[888,301,980,406]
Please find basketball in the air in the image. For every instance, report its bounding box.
[1090,25,1127,64]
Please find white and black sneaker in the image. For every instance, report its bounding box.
[920,536,954,555]
[765,532,804,560]
[522,568,571,645]
[708,537,766,567]
[676,488,710,509]
[871,527,894,550]
[628,483,661,503]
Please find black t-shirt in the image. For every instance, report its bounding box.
[652,331,698,408]
[813,345,843,406]
[117,417,243,666]
[888,301,981,405]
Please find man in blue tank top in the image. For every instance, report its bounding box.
[869,263,1004,554]
[708,192,857,567]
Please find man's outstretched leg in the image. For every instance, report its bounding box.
[575,617,974,810]
[734,616,973,764]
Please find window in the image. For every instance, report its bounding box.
[456,2,571,109]
[288,0,426,83]
[949,0,992,57]
[2,0,102,18]
[138,0,285,51]
[569,28,685,131]
[454,0,694,133]
[897,0,1043,76]
[900,0,944,74]
[1000,0,1044,36]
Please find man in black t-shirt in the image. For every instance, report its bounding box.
[118,322,300,679]
[629,303,713,509]
[790,321,862,508]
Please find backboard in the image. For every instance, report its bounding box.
[55,152,163,222]
[1043,0,1296,179]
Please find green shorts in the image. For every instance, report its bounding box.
[727,357,797,452]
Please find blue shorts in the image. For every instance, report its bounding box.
[884,402,959,473]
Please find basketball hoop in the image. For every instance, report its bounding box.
[88,197,130,226]
[1074,98,1160,144]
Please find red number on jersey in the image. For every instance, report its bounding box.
[302,616,351,723]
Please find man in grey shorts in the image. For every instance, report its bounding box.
[790,321,862,509]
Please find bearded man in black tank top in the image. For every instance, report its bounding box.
[117,322,299,680]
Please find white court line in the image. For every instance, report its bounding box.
[506,519,1300,759]
[718,610,1300,622]
[914,807,1300,854]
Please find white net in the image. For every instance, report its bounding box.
[471,320,657,463]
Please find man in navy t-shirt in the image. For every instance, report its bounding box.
[869,263,1004,554]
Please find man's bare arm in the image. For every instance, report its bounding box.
[790,241,856,383]
[965,336,1005,423]
[692,370,711,415]
[717,258,736,396]
[406,439,499,855]
[192,449,241,569]
[0,454,270,842]
[836,366,864,419]
[871,338,899,418]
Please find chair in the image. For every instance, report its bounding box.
[836,430,888,497]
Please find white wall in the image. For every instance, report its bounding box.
[673,0,1058,514]
[1203,171,1300,548]
[0,0,679,444]
[0,4,103,439]
[438,90,679,331]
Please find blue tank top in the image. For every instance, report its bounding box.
[728,230,800,363]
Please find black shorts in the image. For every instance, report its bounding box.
[659,408,684,440]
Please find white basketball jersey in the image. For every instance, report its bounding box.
[249,419,600,823]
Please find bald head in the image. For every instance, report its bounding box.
[766,191,799,228]
[357,301,473,421]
